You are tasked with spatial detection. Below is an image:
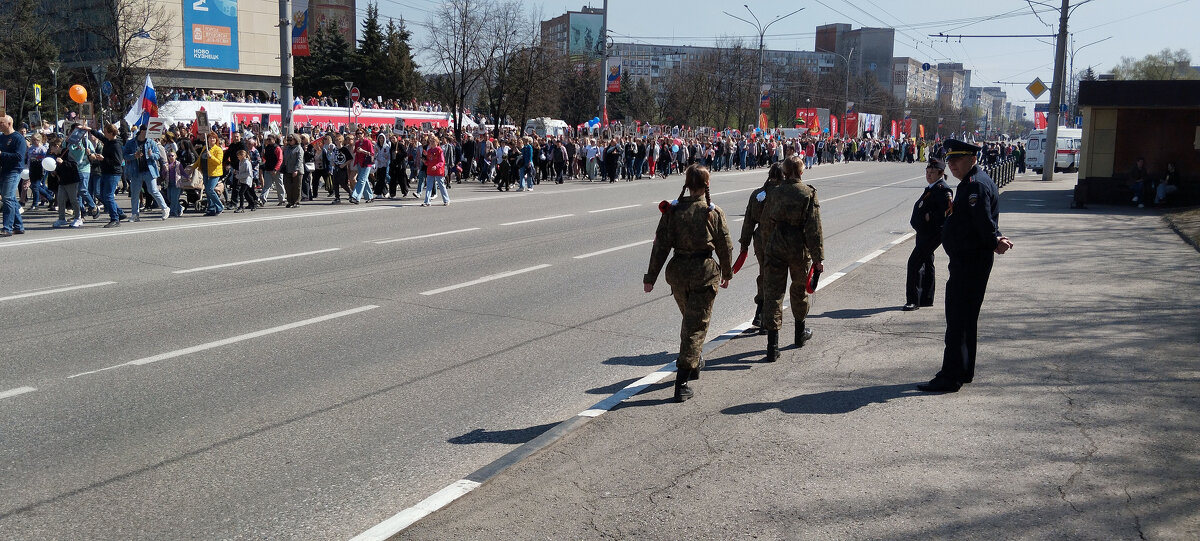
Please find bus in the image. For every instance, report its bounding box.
[1025,128,1082,173]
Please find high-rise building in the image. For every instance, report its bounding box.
[890,57,938,105]
[815,24,895,87]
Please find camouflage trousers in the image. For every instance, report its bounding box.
[761,252,811,331]
[666,257,720,371]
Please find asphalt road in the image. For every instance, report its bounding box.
[0,161,929,539]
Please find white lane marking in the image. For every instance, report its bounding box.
[589,204,640,213]
[823,176,922,202]
[371,227,480,244]
[420,264,551,296]
[0,206,389,249]
[172,248,341,274]
[66,305,379,379]
[731,217,745,222]
[350,479,482,541]
[0,282,117,302]
[499,214,574,226]
[8,283,73,295]
[0,386,36,400]
[573,240,653,260]
[856,249,887,264]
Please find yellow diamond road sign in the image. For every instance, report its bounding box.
[1027,78,1048,99]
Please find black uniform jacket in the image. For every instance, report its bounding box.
[910,178,953,237]
[942,166,1001,256]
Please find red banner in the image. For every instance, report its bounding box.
[902,118,912,136]
[1034,111,1047,130]
[890,120,899,139]
[844,115,858,138]
[830,115,839,137]
[919,124,925,139]
[795,108,819,134]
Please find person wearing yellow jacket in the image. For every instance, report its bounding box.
[194,131,224,215]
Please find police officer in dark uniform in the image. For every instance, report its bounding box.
[918,139,1013,393]
[904,157,953,311]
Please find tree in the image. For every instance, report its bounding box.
[353,3,385,100]
[295,22,354,104]
[381,18,420,103]
[0,0,59,123]
[425,0,494,138]
[81,0,176,123]
[1110,49,1199,80]
[477,0,530,137]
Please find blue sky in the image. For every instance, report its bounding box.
[365,0,1199,110]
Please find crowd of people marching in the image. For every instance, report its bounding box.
[0,108,1026,236]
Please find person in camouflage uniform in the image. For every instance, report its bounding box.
[760,156,825,362]
[644,165,734,402]
[738,163,784,331]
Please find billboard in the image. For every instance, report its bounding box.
[312,0,356,46]
[292,0,310,57]
[568,12,604,60]
[183,0,240,70]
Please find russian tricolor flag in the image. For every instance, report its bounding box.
[124,75,159,127]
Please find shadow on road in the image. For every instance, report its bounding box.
[811,306,901,319]
[447,422,559,445]
[720,383,923,415]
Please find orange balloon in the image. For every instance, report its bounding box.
[317,91,323,97]
[69,85,87,104]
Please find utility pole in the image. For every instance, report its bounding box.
[1042,0,1069,181]
[279,0,294,135]
[724,5,804,132]
[49,61,60,132]
[599,0,608,133]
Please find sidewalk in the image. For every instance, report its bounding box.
[398,175,1200,540]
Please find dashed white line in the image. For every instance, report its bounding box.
[66,305,379,379]
[371,228,480,244]
[823,176,921,202]
[420,264,552,296]
[499,214,574,226]
[0,282,117,302]
[0,386,36,400]
[172,248,341,274]
[731,217,745,222]
[573,240,653,259]
[588,204,640,213]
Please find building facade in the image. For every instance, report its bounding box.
[890,57,938,105]
[815,24,895,88]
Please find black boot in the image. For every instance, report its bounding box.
[674,369,694,402]
[689,357,704,381]
[751,300,763,330]
[796,322,813,348]
[765,330,779,362]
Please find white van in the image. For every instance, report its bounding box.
[1025,128,1082,173]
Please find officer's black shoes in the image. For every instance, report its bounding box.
[902,303,919,311]
[765,330,779,362]
[919,301,934,308]
[796,324,813,348]
[674,370,695,402]
[916,377,962,393]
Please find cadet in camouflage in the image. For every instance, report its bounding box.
[644,165,734,402]
[738,163,785,331]
[760,156,825,361]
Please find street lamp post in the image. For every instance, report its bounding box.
[49,61,61,133]
[1067,34,1112,121]
[724,5,804,131]
[825,47,854,136]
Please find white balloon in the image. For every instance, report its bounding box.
[20,169,30,180]
[42,156,57,172]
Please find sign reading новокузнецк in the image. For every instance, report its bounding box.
[183,0,240,70]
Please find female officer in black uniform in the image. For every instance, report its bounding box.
[904,157,953,311]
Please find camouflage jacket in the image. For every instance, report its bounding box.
[644,195,734,286]
[761,177,824,262]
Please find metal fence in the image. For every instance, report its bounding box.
[983,158,1017,189]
